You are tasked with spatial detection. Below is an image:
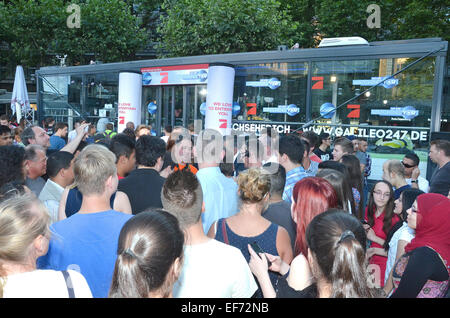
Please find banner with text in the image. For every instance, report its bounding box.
[205,64,235,135]
[118,72,142,133]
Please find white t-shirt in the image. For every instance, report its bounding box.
[173,239,257,298]
[2,269,93,298]
[405,176,429,193]
[384,222,415,284]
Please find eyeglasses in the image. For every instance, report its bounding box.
[373,191,391,198]
[401,161,416,169]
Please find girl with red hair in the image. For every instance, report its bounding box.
[248,177,338,297]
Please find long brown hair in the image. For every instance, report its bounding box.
[109,210,184,298]
[306,209,378,298]
[366,180,395,237]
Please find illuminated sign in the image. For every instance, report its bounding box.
[371,106,419,120]
[353,76,399,89]
[263,104,300,116]
[141,64,209,86]
[246,77,281,90]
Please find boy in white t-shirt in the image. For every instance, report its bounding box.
[161,169,257,298]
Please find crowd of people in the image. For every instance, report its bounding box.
[0,114,449,299]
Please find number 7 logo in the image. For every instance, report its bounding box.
[347,104,360,118]
[219,119,227,129]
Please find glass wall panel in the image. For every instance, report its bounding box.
[233,62,308,127]
[310,56,436,181]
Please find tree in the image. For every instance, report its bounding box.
[157,0,299,57]
[57,0,148,64]
[1,0,148,67]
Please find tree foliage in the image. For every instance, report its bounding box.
[1,0,148,67]
[157,0,299,57]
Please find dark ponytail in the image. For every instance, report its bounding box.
[306,209,378,298]
[109,210,184,298]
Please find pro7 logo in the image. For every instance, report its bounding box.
[160,72,169,84]
[247,103,257,115]
[347,104,360,118]
[219,119,227,129]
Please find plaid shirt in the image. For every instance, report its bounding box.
[282,166,308,204]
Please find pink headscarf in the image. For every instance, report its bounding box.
[404,193,450,272]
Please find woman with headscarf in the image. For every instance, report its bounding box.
[387,193,450,298]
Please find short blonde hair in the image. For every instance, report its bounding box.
[237,168,271,204]
[386,159,405,178]
[73,144,117,195]
[0,193,50,297]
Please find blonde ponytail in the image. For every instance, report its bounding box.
[0,193,50,297]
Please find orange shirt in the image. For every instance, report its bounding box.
[173,164,198,174]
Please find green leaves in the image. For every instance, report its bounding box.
[2,0,147,67]
[158,0,299,57]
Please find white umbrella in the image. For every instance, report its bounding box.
[10,65,30,124]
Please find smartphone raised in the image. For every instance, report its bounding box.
[250,241,272,267]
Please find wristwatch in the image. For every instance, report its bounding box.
[411,180,418,183]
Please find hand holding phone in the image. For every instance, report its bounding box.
[250,241,272,267]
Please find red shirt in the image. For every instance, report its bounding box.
[365,207,400,287]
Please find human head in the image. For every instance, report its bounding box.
[318,160,347,175]
[0,114,9,126]
[46,151,75,187]
[367,180,395,236]
[161,169,203,229]
[0,125,12,146]
[21,126,50,148]
[394,188,424,222]
[13,127,23,144]
[357,138,368,153]
[135,124,151,139]
[219,162,235,178]
[24,145,47,179]
[316,168,355,216]
[278,134,304,166]
[244,138,263,169]
[319,132,331,148]
[401,153,420,178]
[44,117,55,128]
[106,123,114,131]
[172,135,193,165]
[291,177,338,256]
[300,130,319,153]
[0,180,29,201]
[404,193,450,261]
[194,129,224,165]
[54,122,68,138]
[135,135,166,170]
[109,133,136,176]
[122,127,136,140]
[305,209,376,298]
[382,160,405,185]
[164,125,173,135]
[125,121,135,131]
[351,138,359,152]
[88,124,96,136]
[429,139,450,166]
[237,168,271,207]
[109,210,184,298]
[0,193,51,297]
[73,144,117,196]
[263,163,286,198]
[332,137,353,161]
[0,145,26,188]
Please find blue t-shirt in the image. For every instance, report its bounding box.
[49,135,66,151]
[37,210,132,298]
